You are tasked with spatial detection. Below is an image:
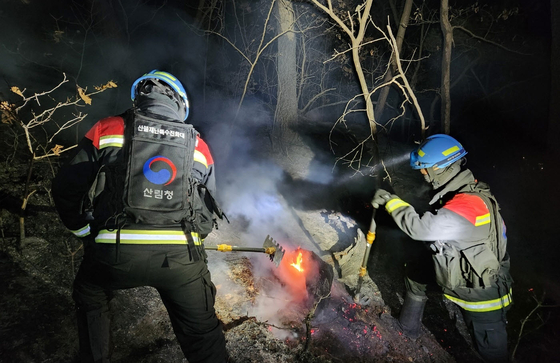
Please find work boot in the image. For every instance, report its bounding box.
[398,292,428,340]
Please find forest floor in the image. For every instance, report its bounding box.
[0,129,559,363]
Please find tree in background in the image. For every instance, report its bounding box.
[551,0,560,153]
[409,0,538,136]
[0,74,116,241]
[194,0,426,177]
[188,0,544,169]
[192,0,348,177]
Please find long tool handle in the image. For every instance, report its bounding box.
[355,208,377,299]
[205,235,285,267]
[204,244,277,255]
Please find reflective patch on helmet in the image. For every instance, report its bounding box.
[442,145,460,156]
[154,71,177,81]
[418,149,425,157]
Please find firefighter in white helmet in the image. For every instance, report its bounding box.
[372,134,513,363]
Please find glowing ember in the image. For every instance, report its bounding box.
[290,251,304,272]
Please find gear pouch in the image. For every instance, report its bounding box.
[461,243,500,287]
[432,243,464,290]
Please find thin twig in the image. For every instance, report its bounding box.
[303,292,331,351]
[511,291,560,360]
[454,25,532,56]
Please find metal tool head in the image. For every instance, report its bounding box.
[263,235,285,267]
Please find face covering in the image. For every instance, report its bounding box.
[425,159,463,189]
[135,80,186,121]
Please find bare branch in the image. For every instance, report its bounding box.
[301,88,336,114]
[203,30,252,64]
[385,21,427,137]
[312,0,377,134]
[6,73,116,159]
[453,25,532,56]
[512,291,559,360]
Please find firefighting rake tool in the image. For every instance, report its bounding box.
[205,235,286,267]
[354,207,377,302]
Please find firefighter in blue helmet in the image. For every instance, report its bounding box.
[372,134,513,363]
[52,70,227,363]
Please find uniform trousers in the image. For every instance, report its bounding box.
[72,241,227,363]
[404,250,509,363]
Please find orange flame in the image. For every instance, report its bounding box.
[290,251,304,272]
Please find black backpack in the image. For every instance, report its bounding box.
[86,110,225,238]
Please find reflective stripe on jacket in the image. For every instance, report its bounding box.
[444,288,513,312]
[52,112,216,242]
[384,169,512,309]
[71,224,91,237]
[95,229,203,245]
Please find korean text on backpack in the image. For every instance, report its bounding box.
[86,111,224,236]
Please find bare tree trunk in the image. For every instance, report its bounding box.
[440,0,453,134]
[194,0,208,27]
[275,0,299,148]
[549,0,560,153]
[388,0,400,27]
[374,0,414,122]
[273,0,316,179]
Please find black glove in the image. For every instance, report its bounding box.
[371,188,395,209]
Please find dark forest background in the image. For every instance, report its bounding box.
[1,0,559,362]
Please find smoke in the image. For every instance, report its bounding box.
[379,149,412,169]
[3,0,366,340]
[184,57,321,339]
[240,249,320,340]
[304,160,335,185]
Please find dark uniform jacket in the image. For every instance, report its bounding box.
[384,170,513,312]
[52,112,216,246]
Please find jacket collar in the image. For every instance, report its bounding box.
[428,169,476,205]
[134,90,184,122]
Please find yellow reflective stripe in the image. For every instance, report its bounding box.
[153,71,186,98]
[194,150,208,168]
[72,224,91,237]
[442,145,460,156]
[95,229,202,245]
[418,149,425,157]
[385,199,411,214]
[154,71,177,81]
[444,289,512,312]
[475,213,491,226]
[99,135,124,149]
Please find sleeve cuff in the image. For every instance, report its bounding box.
[70,224,91,237]
[385,198,411,214]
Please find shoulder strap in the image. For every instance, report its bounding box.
[465,185,506,262]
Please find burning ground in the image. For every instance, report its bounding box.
[0,211,461,363]
[0,137,480,362]
[4,127,560,363]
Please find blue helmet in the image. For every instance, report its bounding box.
[410,134,467,170]
[131,70,190,120]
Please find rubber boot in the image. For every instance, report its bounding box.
[398,292,428,340]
